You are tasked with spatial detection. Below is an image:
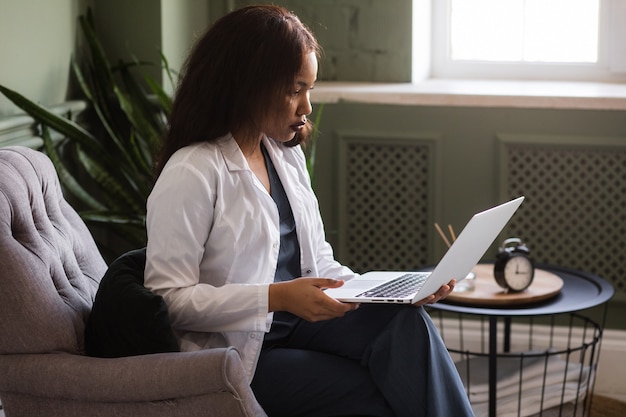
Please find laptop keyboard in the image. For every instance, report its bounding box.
[356,273,429,298]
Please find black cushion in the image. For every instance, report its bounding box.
[85,247,179,357]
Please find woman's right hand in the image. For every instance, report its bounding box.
[269,278,359,322]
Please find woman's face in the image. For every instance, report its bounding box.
[263,52,318,143]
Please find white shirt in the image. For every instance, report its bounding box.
[144,134,355,382]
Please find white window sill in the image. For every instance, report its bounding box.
[311,80,626,111]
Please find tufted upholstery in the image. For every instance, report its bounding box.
[0,146,266,417]
[0,146,106,355]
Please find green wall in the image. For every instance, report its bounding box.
[230,0,413,82]
[311,102,625,330]
[0,0,90,116]
[1,0,624,330]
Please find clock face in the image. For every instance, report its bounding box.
[504,255,534,291]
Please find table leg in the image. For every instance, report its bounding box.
[504,316,512,352]
[488,316,497,417]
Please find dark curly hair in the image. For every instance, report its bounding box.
[154,5,320,179]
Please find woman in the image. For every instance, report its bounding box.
[145,5,474,417]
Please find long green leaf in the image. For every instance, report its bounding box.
[42,128,107,211]
[114,83,159,145]
[114,64,164,178]
[72,58,129,159]
[78,12,137,152]
[80,211,145,225]
[117,64,164,137]
[127,130,153,180]
[70,57,95,103]
[75,147,144,214]
[145,75,172,115]
[160,51,177,100]
[0,84,105,155]
[72,55,126,152]
[79,12,114,100]
[111,221,147,246]
[307,103,325,188]
[82,214,147,251]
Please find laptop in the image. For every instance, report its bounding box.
[324,196,524,304]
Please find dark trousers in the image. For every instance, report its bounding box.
[251,304,475,417]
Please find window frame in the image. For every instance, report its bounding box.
[426,0,626,83]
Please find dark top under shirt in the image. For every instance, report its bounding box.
[261,143,302,345]
[262,144,301,282]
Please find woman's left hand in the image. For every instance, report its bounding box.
[411,279,456,307]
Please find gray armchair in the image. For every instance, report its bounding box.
[0,146,266,417]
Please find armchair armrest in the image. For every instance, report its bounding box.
[0,348,266,416]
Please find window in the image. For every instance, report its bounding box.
[425,0,626,82]
[450,0,598,63]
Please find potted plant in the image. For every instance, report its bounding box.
[0,9,173,261]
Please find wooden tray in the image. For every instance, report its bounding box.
[445,264,563,307]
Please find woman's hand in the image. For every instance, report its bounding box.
[269,278,359,322]
[412,279,456,307]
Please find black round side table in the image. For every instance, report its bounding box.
[425,264,614,417]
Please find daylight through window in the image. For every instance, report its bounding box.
[449,0,599,64]
[426,0,626,82]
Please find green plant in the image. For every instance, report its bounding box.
[0,9,173,260]
[306,102,324,190]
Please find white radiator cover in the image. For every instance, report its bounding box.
[497,134,626,296]
[336,131,440,273]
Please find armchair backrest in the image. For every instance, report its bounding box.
[0,146,107,355]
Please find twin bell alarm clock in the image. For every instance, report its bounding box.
[494,237,535,292]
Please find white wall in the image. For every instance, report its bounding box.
[161,0,210,94]
[0,0,211,117]
[0,0,90,117]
